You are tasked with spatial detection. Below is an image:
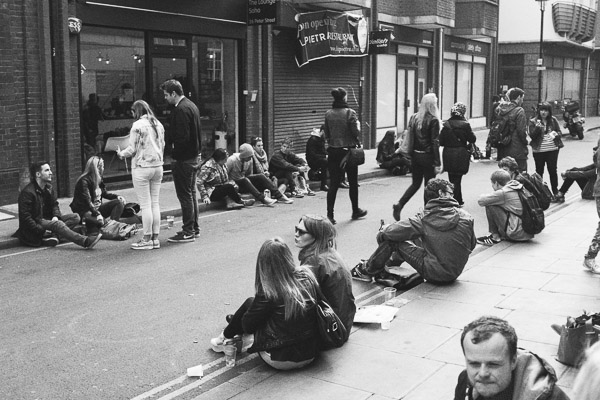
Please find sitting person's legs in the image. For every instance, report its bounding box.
[485,205,509,239]
[223,297,254,339]
[99,198,125,221]
[40,218,93,247]
[248,174,285,200]
[210,184,244,204]
[235,177,265,201]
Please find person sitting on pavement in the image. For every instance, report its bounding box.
[295,214,355,345]
[454,315,569,400]
[210,238,320,370]
[554,146,597,203]
[376,129,411,176]
[69,156,126,235]
[13,161,102,249]
[269,138,315,197]
[477,169,533,245]
[572,341,600,400]
[197,148,254,210]
[250,136,277,187]
[351,178,476,289]
[305,125,330,191]
[225,143,293,206]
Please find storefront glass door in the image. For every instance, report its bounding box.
[396,68,416,130]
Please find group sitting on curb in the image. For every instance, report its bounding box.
[13,161,102,249]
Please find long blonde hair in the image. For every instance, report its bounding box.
[131,100,160,140]
[76,155,102,189]
[416,93,439,129]
[255,238,317,320]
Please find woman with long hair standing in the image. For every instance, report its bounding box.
[323,87,367,225]
[70,155,125,234]
[210,238,320,370]
[393,93,441,221]
[118,100,165,250]
[295,214,355,344]
[528,102,563,197]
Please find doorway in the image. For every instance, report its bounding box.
[396,68,416,130]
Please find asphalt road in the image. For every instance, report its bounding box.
[1,130,596,399]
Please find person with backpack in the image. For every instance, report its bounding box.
[528,102,563,198]
[493,88,529,172]
[498,156,552,211]
[476,169,534,245]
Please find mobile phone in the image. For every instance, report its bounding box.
[379,219,385,230]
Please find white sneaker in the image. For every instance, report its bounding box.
[131,239,153,250]
[210,332,254,353]
[152,239,160,249]
[262,197,277,206]
[278,195,294,204]
[583,257,597,271]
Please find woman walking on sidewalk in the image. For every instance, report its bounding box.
[118,100,165,250]
[393,93,441,221]
[323,87,367,224]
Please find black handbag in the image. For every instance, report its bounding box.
[315,287,347,349]
[341,146,365,168]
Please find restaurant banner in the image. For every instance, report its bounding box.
[295,11,368,67]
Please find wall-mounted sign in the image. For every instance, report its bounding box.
[444,36,489,57]
[295,11,368,67]
[247,0,277,25]
[68,17,82,35]
[369,30,394,54]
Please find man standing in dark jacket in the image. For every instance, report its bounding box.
[13,162,102,249]
[351,178,475,287]
[161,79,202,243]
[495,87,528,172]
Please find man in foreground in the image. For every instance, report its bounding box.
[13,162,102,249]
[351,178,475,288]
[455,316,569,400]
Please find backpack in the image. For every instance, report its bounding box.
[100,218,139,240]
[121,202,140,218]
[515,187,545,235]
[488,111,516,148]
[517,172,552,211]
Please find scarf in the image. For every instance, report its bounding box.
[332,99,349,109]
[252,150,268,174]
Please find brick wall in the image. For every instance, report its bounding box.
[455,1,498,32]
[0,0,55,206]
[395,0,455,20]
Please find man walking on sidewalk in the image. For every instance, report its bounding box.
[13,162,102,249]
[161,79,201,243]
[454,316,569,400]
[351,178,475,287]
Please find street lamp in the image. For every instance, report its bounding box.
[536,0,549,104]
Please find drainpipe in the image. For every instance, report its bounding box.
[584,40,595,116]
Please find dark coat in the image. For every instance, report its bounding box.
[269,150,306,174]
[70,176,117,216]
[305,135,327,168]
[14,182,62,247]
[439,116,476,175]
[168,97,202,161]
[412,114,441,167]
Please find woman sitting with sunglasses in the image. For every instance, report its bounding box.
[210,238,320,370]
[295,214,355,345]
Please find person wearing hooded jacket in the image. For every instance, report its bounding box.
[477,169,534,245]
[351,178,476,285]
[495,87,529,172]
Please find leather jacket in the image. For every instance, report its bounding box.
[70,176,117,216]
[412,113,441,167]
[324,107,361,148]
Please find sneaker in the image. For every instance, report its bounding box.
[327,214,336,225]
[320,184,329,192]
[393,274,425,291]
[351,262,373,282]
[278,195,294,204]
[305,188,316,196]
[153,239,160,249]
[242,199,255,207]
[554,192,565,203]
[167,232,195,243]
[477,235,501,246]
[339,181,350,189]
[84,233,102,249]
[42,237,59,247]
[392,203,402,221]
[351,208,368,220]
[292,190,304,198]
[131,239,154,250]
[210,332,254,353]
[227,202,244,210]
[262,197,277,206]
[583,257,598,272]
[194,231,201,238]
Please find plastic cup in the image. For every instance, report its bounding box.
[381,320,391,330]
[166,215,174,229]
[223,344,237,367]
[384,287,397,305]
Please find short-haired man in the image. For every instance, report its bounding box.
[495,87,529,172]
[226,143,294,205]
[161,79,202,243]
[477,169,533,245]
[13,162,102,249]
[351,178,476,287]
[269,138,314,197]
[455,316,569,400]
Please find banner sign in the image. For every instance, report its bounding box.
[248,0,277,25]
[295,11,368,68]
[368,30,394,54]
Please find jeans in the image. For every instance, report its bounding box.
[484,205,509,237]
[363,235,429,280]
[133,166,163,236]
[209,184,242,203]
[236,174,283,200]
[398,152,436,208]
[327,147,359,216]
[173,159,199,235]
[40,215,87,247]
[99,198,125,221]
[586,197,600,259]
[533,150,559,193]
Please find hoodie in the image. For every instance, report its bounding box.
[496,102,529,161]
[454,349,570,400]
[380,197,476,282]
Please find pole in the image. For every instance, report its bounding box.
[537,2,545,104]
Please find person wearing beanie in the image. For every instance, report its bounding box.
[226,143,294,206]
[439,102,476,206]
[323,87,367,224]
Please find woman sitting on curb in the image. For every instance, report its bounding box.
[197,148,254,210]
[210,238,320,370]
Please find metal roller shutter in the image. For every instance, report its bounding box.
[272,31,362,154]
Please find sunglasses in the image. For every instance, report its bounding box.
[294,226,309,236]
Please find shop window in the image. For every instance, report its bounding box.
[563,70,581,100]
[564,58,574,69]
[456,62,472,117]
[442,60,456,120]
[573,59,582,70]
[472,64,485,118]
[544,69,563,101]
[552,57,563,68]
[376,55,397,130]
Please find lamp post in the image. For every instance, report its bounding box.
[536,0,549,104]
